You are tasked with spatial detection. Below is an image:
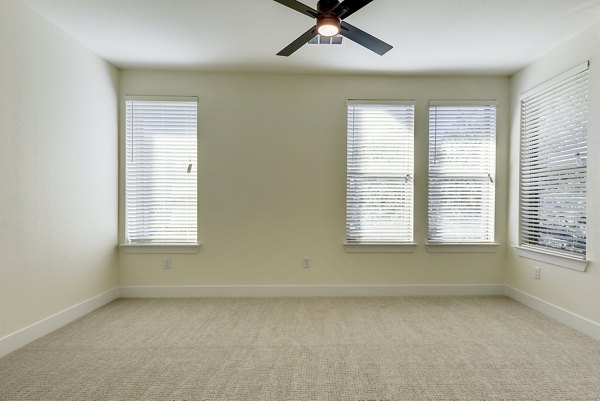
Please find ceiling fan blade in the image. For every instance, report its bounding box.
[332,0,373,19]
[277,26,318,56]
[273,0,318,18]
[339,21,392,55]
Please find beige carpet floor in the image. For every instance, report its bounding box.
[1,296,599,401]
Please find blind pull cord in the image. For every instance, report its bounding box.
[187,109,193,174]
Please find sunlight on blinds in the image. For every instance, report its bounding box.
[346,101,415,243]
[125,97,198,244]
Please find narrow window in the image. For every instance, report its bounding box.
[520,63,589,258]
[125,97,198,244]
[346,101,415,244]
[428,102,496,243]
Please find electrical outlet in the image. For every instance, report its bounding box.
[303,257,311,268]
[533,266,541,280]
[162,257,172,270]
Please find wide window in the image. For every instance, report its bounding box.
[428,102,496,243]
[124,97,198,245]
[519,63,589,259]
[346,101,415,244]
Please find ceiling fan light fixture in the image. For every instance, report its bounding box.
[274,0,393,57]
[317,15,340,37]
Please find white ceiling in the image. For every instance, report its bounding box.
[23,0,600,75]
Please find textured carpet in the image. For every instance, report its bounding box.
[1,296,599,401]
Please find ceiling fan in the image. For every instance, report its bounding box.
[273,0,393,56]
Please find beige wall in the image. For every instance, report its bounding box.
[0,0,118,337]
[119,71,509,286]
[507,24,600,323]
[2,0,596,347]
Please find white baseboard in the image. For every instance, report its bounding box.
[119,284,506,298]
[505,285,600,340]
[0,288,119,358]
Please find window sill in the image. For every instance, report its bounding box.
[513,245,588,272]
[344,242,418,253]
[426,242,500,253]
[120,243,201,254]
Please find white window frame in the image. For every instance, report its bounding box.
[426,101,498,251]
[515,62,589,271]
[121,96,199,253]
[345,100,416,251]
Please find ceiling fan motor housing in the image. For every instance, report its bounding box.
[317,0,339,12]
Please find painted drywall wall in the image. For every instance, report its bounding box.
[0,0,118,338]
[508,24,600,323]
[119,71,509,287]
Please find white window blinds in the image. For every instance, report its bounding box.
[346,101,415,244]
[520,63,589,258]
[428,102,496,243]
[125,97,198,244]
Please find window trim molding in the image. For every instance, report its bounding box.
[425,242,499,253]
[429,100,498,106]
[120,243,201,254]
[346,99,416,105]
[513,245,588,272]
[124,95,198,102]
[344,243,418,253]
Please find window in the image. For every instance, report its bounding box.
[346,101,415,244]
[519,63,589,260]
[428,102,496,243]
[125,97,198,245]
